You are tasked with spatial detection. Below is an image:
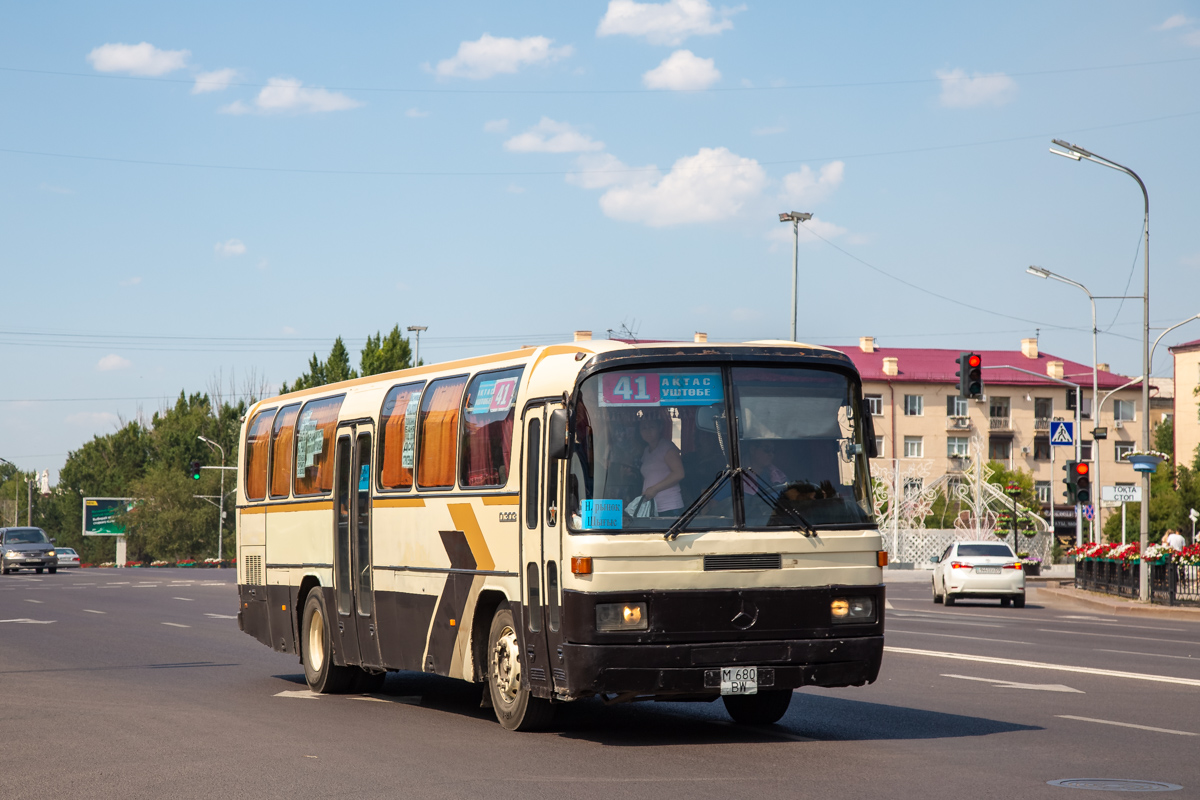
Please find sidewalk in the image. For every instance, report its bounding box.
[1032,583,1200,621]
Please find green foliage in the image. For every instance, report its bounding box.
[984,461,1038,509]
[281,337,358,393]
[360,325,414,376]
[123,468,217,561]
[1101,455,1200,545]
[1155,417,1173,458]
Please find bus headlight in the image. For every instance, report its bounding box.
[596,602,648,631]
[831,597,875,624]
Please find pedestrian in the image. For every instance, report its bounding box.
[1164,528,1186,552]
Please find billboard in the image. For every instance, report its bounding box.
[83,497,135,536]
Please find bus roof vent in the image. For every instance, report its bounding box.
[574,330,592,342]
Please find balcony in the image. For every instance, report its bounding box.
[1034,417,1051,431]
[989,417,1011,432]
[946,416,972,431]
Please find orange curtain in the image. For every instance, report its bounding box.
[295,396,344,495]
[380,383,422,489]
[270,405,300,498]
[418,377,466,488]
[245,409,275,501]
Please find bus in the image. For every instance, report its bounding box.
[235,335,886,730]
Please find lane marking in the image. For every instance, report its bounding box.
[1056,715,1197,737]
[942,673,1083,693]
[83,609,106,614]
[0,618,56,624]
[1055,616,1183,632]
[888,628,1032,645]
[275,690,321,699]
[885,599,895,610]
[174,597,193,601]
[106,582,130,585]
[24,599,44,604]
[889,616,1006,629]
[1097,648,1196,661]
[205,613,238,619]
[161,622,190,628]
[884,646,1200,688]
[1038,629,1199,646]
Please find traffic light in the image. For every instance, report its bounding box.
[189,460,202,480]
[1064,460,1090,504]
[956,352,983,399]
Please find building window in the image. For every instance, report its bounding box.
[989,396,1010,420]
[904,395,923,416]
[904,436,923,458]
[903,477,924,499]
[1080,441,1093,461]
[865,394,883,416]
[947,436,969,457]
[1034,397,1053,419]
[874,436,885,457]
[946,395,968,417]
[1115,441,1135,461]
[1033,437,1050,461]
[989,437,1012,460]
[1081,397,1093,420]
[1114,399,1135,422]
[1035,481,1050,504]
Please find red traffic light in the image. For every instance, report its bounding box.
[967,354,981,368]
[1074,462,1089,476]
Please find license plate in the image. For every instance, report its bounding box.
[720,666,757,695]
[975,566,1001,574]
[24,558,40,563]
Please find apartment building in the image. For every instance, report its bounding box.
[830,337,1146,528]
[1170,337,1200,469]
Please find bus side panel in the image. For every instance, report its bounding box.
[266,582,297,654]
[375,588,438,671]
[267,506,333,572]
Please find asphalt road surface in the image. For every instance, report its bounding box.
[2,569,1198,799]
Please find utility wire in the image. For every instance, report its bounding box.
[3,54,1198,95]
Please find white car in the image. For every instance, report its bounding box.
[930,541,1026,607]
[55,547,81,568]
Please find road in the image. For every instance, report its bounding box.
[2,569,1197,799]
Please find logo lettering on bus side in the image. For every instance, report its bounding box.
[498,511,517,523]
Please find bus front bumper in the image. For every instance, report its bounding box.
[556,635,883,699]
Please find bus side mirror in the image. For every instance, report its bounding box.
[860,399,878,458]
[547,409,568,460]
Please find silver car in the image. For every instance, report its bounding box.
[930,541,1025,607]
[0,527,59,575]
[55,547,81,568]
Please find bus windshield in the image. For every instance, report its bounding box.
[568,365,874,533]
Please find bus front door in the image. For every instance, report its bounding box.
[333,425,382,670]
[520,405,549,693]
[541,401,566,695]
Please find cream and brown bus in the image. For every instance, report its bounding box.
[235,336,886,730]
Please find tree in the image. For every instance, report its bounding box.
[360,325,414,376]
[1100,418,1200,543]
[280,336,358,393]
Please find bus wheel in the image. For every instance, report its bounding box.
[723,690,793,725]
[487,607,553,731]
[301,590,354,694]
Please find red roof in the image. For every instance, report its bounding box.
[826,345,1133,390]
[1168,338,1200,354]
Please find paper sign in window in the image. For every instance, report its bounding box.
[582,499,623,530]
[400,392,420,469]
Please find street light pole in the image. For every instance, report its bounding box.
[406,325,427,368]
[778,212,812,341]
[198,436,226,567]
[1051,139,1151,600]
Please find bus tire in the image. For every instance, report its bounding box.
[723,689,793,725]
[487,607,553,731]
[301,590,354,694]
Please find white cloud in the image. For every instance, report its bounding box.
[218,100,252,115]
[215,239,246,257]
[766,216,847,246]
[1185,29,1200,46]
[96,355,132,372]
[780,161,845,207]
[483,118,509,133]
[642,49,720,90]
[66,411,121,427]
[507,184,527,194]
[120,276,142,286]
[598,146,766,227]
[1156,14,1192,30]
[253,78,362,113]
[431,34,573,79]
[597,0,741,46]
[192,68,238,94]
[752,125,785,136]
[87,42,190,76]
[282,326,298,335]
[567,152,660,189]
[935,68,1017,108]
[1181,253,1200,268]
[504,118,604,153]
[406,107,430,118]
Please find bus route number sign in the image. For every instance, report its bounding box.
[720,666,758,695]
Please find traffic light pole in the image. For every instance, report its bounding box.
[980,366,1084,545]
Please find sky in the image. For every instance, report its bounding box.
[3,1,1200,480]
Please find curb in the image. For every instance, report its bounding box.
[1033,585,1200,621]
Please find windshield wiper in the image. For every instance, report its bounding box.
[664,467,733,542]
[742,468,816,536]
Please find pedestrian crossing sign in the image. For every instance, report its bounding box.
[1050,421,1074,446]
